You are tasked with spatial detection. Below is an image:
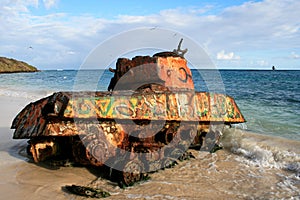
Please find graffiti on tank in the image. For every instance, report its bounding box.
[178,67,193,83]
[61,92,244,123]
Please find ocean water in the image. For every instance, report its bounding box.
[1,69,299,141]
[1,69,300,199]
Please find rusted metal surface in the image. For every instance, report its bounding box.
[108,56,194,91]
[28,137,59,162]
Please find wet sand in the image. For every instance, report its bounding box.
[0,96,299,199]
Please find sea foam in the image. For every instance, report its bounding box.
[0,87,54,100]
[222,127,300,196]
[222,127,300,170]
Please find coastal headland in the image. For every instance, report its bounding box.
[0,57,39,73]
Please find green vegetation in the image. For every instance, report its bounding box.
[0,57,39,73]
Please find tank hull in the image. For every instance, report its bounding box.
[11,91,245,168]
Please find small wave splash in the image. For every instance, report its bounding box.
[0,87,54,100]
[222,127,300,198]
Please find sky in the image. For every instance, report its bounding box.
[0,0,299,70]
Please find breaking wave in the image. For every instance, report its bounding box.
[222,127,300,171]
[222,127,300,197]
[0,87,53,100]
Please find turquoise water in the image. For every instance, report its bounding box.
[0,69,299,140]
[221,70,300,140]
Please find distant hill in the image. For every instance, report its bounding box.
[0,57,39,73]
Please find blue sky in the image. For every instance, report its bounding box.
[30,0,252,17]
[1,0,299,70]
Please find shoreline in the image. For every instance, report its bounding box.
[0,70,41,74]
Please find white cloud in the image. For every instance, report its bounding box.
[43,0,58,9]
[116,15,153,24]
[257,60,269,67]
[66,50,76,55]
[217,50,240,60]
[291,52,300,59]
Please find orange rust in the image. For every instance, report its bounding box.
[157,57,194,90]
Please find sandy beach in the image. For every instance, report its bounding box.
[0,95,300,200]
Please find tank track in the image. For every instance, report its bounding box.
[26,121,223,187]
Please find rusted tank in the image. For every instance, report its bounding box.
[11,44,245,186]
